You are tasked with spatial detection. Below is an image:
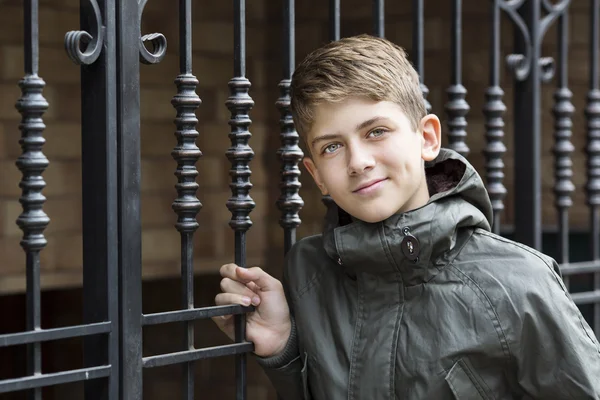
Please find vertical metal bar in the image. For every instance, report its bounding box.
[117,0,143,398]
[277,0,303,255]
[552,8,574,288]
[483,0,507,235]
[172,0,202,398]
[513,0,542,250]
[16,1,49,399]
[373,0,384,38]
[412,0,430,113]
[226,1,254,398]
[586,0,600,336]
[329,0,340,41]
[445,0,470,157]
[79,0,119,398]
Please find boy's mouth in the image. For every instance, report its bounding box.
[353,178,388,194]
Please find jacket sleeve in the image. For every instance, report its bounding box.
[254,247,310,400]
[512,258,600,398]
[255,315,310,400]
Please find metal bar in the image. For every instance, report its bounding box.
[78,0,119,398]
[0,366,111,394]
[412,0,430,113]
[445,0,470,157]
[0,322,111,347]
[373,0,384,38]
[329,0,340,41]
[142,343,255,369]
[483,0,507,234]
[277,0,303,255]
[513,0,542,250]
[227,1,255,399]
[143,305,253,326]
[560,260,600,276]
[117,0,143,398]
[16,1,49,399]
[570,290,600,305]
[173,0,202,397]
[586,0,600,336]
[552,9,575,290]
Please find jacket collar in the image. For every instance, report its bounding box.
[322,148,493,286]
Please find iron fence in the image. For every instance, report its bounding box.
[0,0,599,399]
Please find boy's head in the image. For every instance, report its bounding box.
[291,34,442,223]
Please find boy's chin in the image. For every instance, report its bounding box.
[347,209,397,224]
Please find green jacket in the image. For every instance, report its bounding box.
[257,149,600,399]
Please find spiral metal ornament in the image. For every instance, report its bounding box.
[64,0,104,65]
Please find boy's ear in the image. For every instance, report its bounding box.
[303,157,329,195]
[419,114,442,162]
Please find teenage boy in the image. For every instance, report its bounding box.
[213,35,600,399]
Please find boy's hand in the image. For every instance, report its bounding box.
[212,263,291,358]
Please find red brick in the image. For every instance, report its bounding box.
[142,194,176,229]
[52,233,82,270]
[0,123,5,159]
[0,6,24,45]
[142,228,180,264]
[43,160,82,196]
[44,122,81,160]
[192,22,234,55]
[44,196,82,235]
[0,199,21,237]
[0,160,20,197]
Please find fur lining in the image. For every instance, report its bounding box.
[426,159,465,196]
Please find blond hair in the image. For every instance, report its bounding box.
[290,34,427,145]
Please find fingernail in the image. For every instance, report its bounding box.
[251,296,261,306]
[241,296,251,306]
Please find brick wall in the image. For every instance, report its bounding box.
[0,0,596,398]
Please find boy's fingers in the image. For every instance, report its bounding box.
[215,292,253,307]
[246,281,260,293]
[235,266,282,292]
[220,278,257,301]
[219,263,240,280]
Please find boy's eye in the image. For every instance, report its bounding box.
[323,143,341,154]
[368,128,386,138]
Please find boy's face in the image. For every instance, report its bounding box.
[303,97,441,223]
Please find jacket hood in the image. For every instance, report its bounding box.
[322,148,493,285]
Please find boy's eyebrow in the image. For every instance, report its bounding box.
[355,116,388,132]
[310,133,341,149]
[310,116,390,149]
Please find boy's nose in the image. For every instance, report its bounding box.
[347,148,375,175]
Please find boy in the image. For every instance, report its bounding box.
[213,35,600,399]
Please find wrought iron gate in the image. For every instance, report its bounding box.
[0,0,599,399]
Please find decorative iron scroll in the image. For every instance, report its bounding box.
[64,0,104,65]
[501,0,570,82]
[139,0,167,64]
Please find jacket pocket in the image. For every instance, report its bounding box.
[445,358,493,400]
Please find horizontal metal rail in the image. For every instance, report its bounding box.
[0,365,111,393]
[142,304,254,326]
[559,260,600,276]
[142,342,254,368]
[0,322,111,347]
